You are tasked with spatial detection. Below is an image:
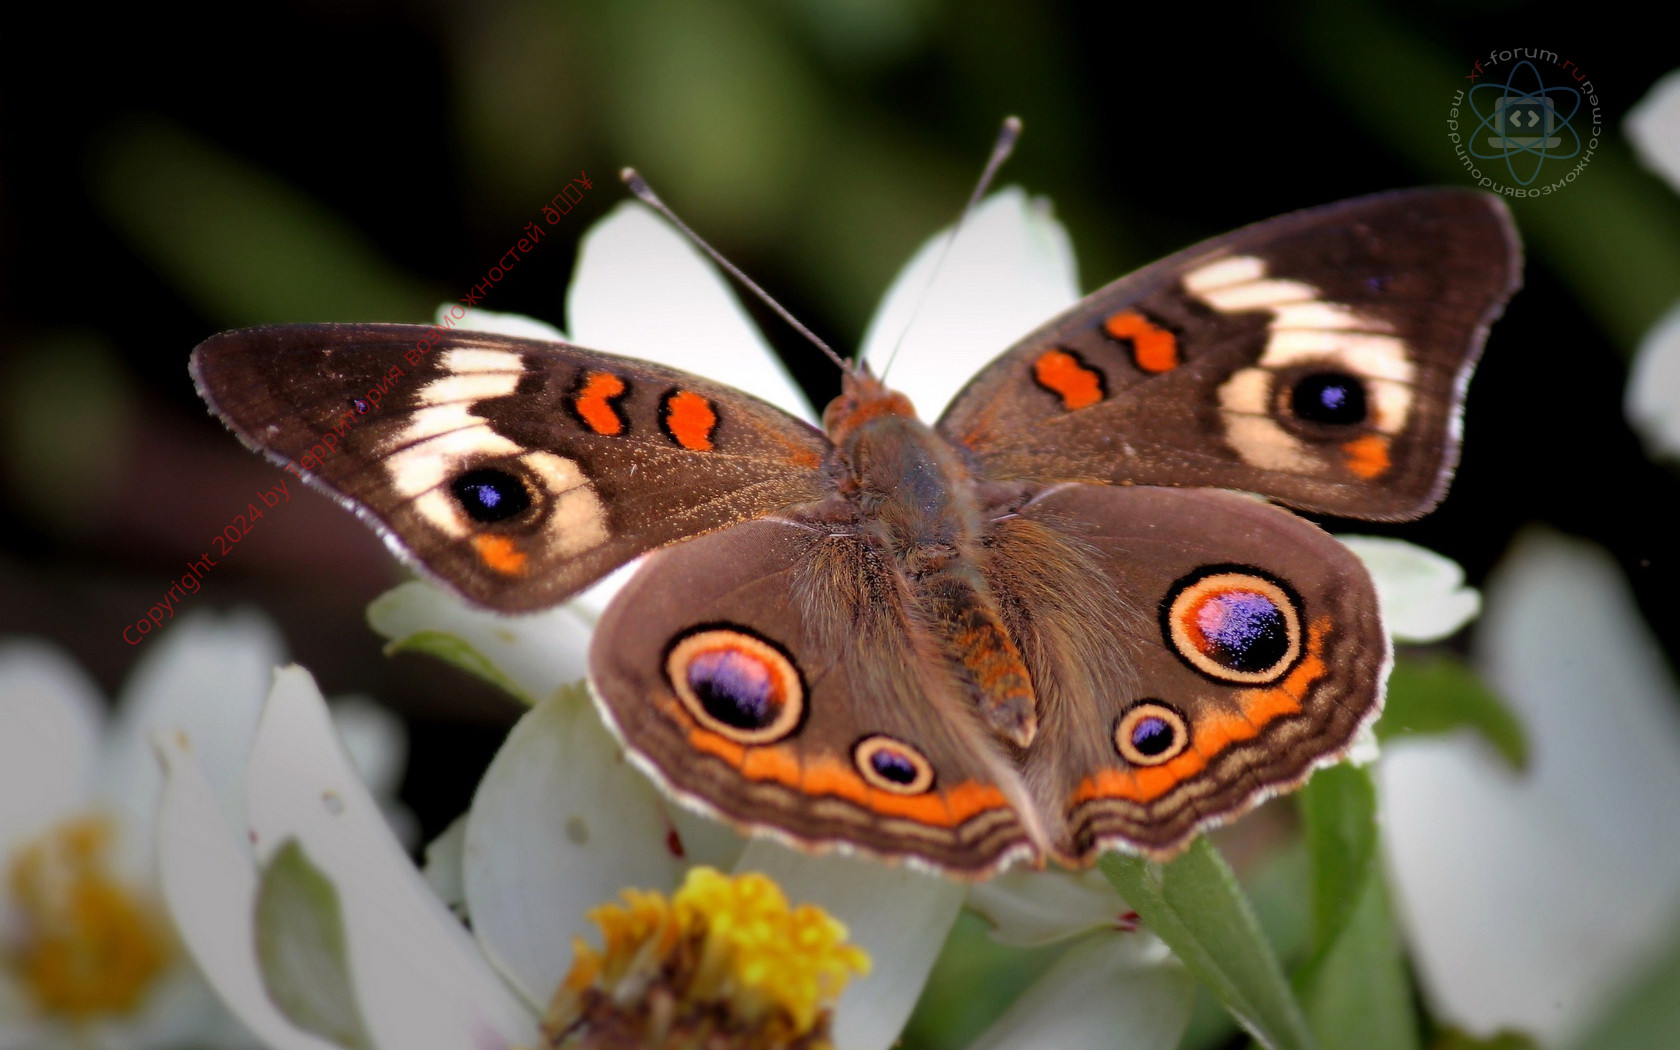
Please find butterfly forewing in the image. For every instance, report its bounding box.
[938,189,1521,520]
[191,324,832,612]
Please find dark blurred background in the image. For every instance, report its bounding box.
[2,0,1674,856]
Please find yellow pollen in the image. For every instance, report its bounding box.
[546,867,869,1048]
[4,814,174,1021]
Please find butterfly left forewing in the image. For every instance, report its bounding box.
[980,483,1387,862]
[192,324,831,612]
[939,189,1521,520]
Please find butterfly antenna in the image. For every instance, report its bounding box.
[876,115,1022,383]
[622,169,851,375]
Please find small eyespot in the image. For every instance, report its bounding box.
[853,735,935,794]
[351,397,371,414]
[666,627,804,746]
[1115,702,1190,766]
[1162,567,1303,685]
[450,468,532,523]
[1290,372,1368,426]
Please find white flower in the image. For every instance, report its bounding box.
[1379,528,1680,1044]
[0,611,405,1050]
[1624,69,1680,462]
[392,183,1488,1049]
[390,190,1198,1049]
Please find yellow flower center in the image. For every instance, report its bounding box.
[3,814,174,1021]
[545,867,869,1050]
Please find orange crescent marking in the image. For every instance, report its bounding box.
[1071,618,1332,805]
[663,390,718,451]
[1032,350,1105,410]
[575,372,628,435]
[1104,311,1179,373]
[472,535,528,575]
[680,716,1010,827]
[1341,434,1392,479]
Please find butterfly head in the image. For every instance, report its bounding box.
[821,369,917,446]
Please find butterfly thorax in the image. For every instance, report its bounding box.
[821,371,1040,748]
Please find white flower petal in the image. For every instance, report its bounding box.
[245,666,533,1050]
[859,188,1080,419]
[1381,529,1680,1044]
[367,581,592,706]
[563,559,644,626]
[422,815,469,917]
[463,684,688,1006]
[1338,536,1481,643]
[153,728,341,1050]
[966,867,1130,947]
[566,202,811,420]
[0,640,102,849]
[1627,68,1680,193]
[1626,298,1680,462]
[441,305,565,342]
[733,840,965,1050]
[100,610,284,867]
[328,697,407,802]
[966,932,1191,1050]
[665,803,748,873]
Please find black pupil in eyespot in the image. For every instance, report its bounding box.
[869,748,919,784]
[1291,372,1367,425]
[1195,590,1289,673]
[450,468,531,523]
[1131,716,1175,757]
[351,398,371,414]
[688,650,778,730]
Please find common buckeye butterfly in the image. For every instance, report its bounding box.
[191,188,1520,876]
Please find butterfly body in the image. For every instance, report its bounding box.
[192,188,1522,877]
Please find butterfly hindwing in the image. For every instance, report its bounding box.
[938,189,1521,520]
[589,515,1038,876]
[979,483,1387,862]
[191,324,832,612]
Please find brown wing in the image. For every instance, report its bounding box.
[939,190,1521,521]
[192,324,832,612]
[589,517,1038,877]
[979,484,1386,862]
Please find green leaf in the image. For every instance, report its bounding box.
[1430,1030,1541,1050]
[1102,839,1316,1050]
[1564,915,1680,1050]
[1379,654,1527,769]
[1297,872,1420,1050]
[381,630,534,706]
[90,119,434,326]
[254,839,374,1050]
[1297,764,1378,961]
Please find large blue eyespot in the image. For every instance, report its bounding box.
[666,627,804,745]
[1163,568,1303,685]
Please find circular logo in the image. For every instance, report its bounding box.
[1447,49,1602,197]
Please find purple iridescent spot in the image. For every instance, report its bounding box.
[1193,590,1289,673]
[1130,716,1175,757]
[869,747,920,785]
[688,649,779,730]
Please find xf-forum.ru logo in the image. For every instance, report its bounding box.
[1448,48,1602,197]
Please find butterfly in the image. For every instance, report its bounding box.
[191,188,1521,878]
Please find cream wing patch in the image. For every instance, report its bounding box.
[384,349,606,556]
[1184,254,1417,475]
